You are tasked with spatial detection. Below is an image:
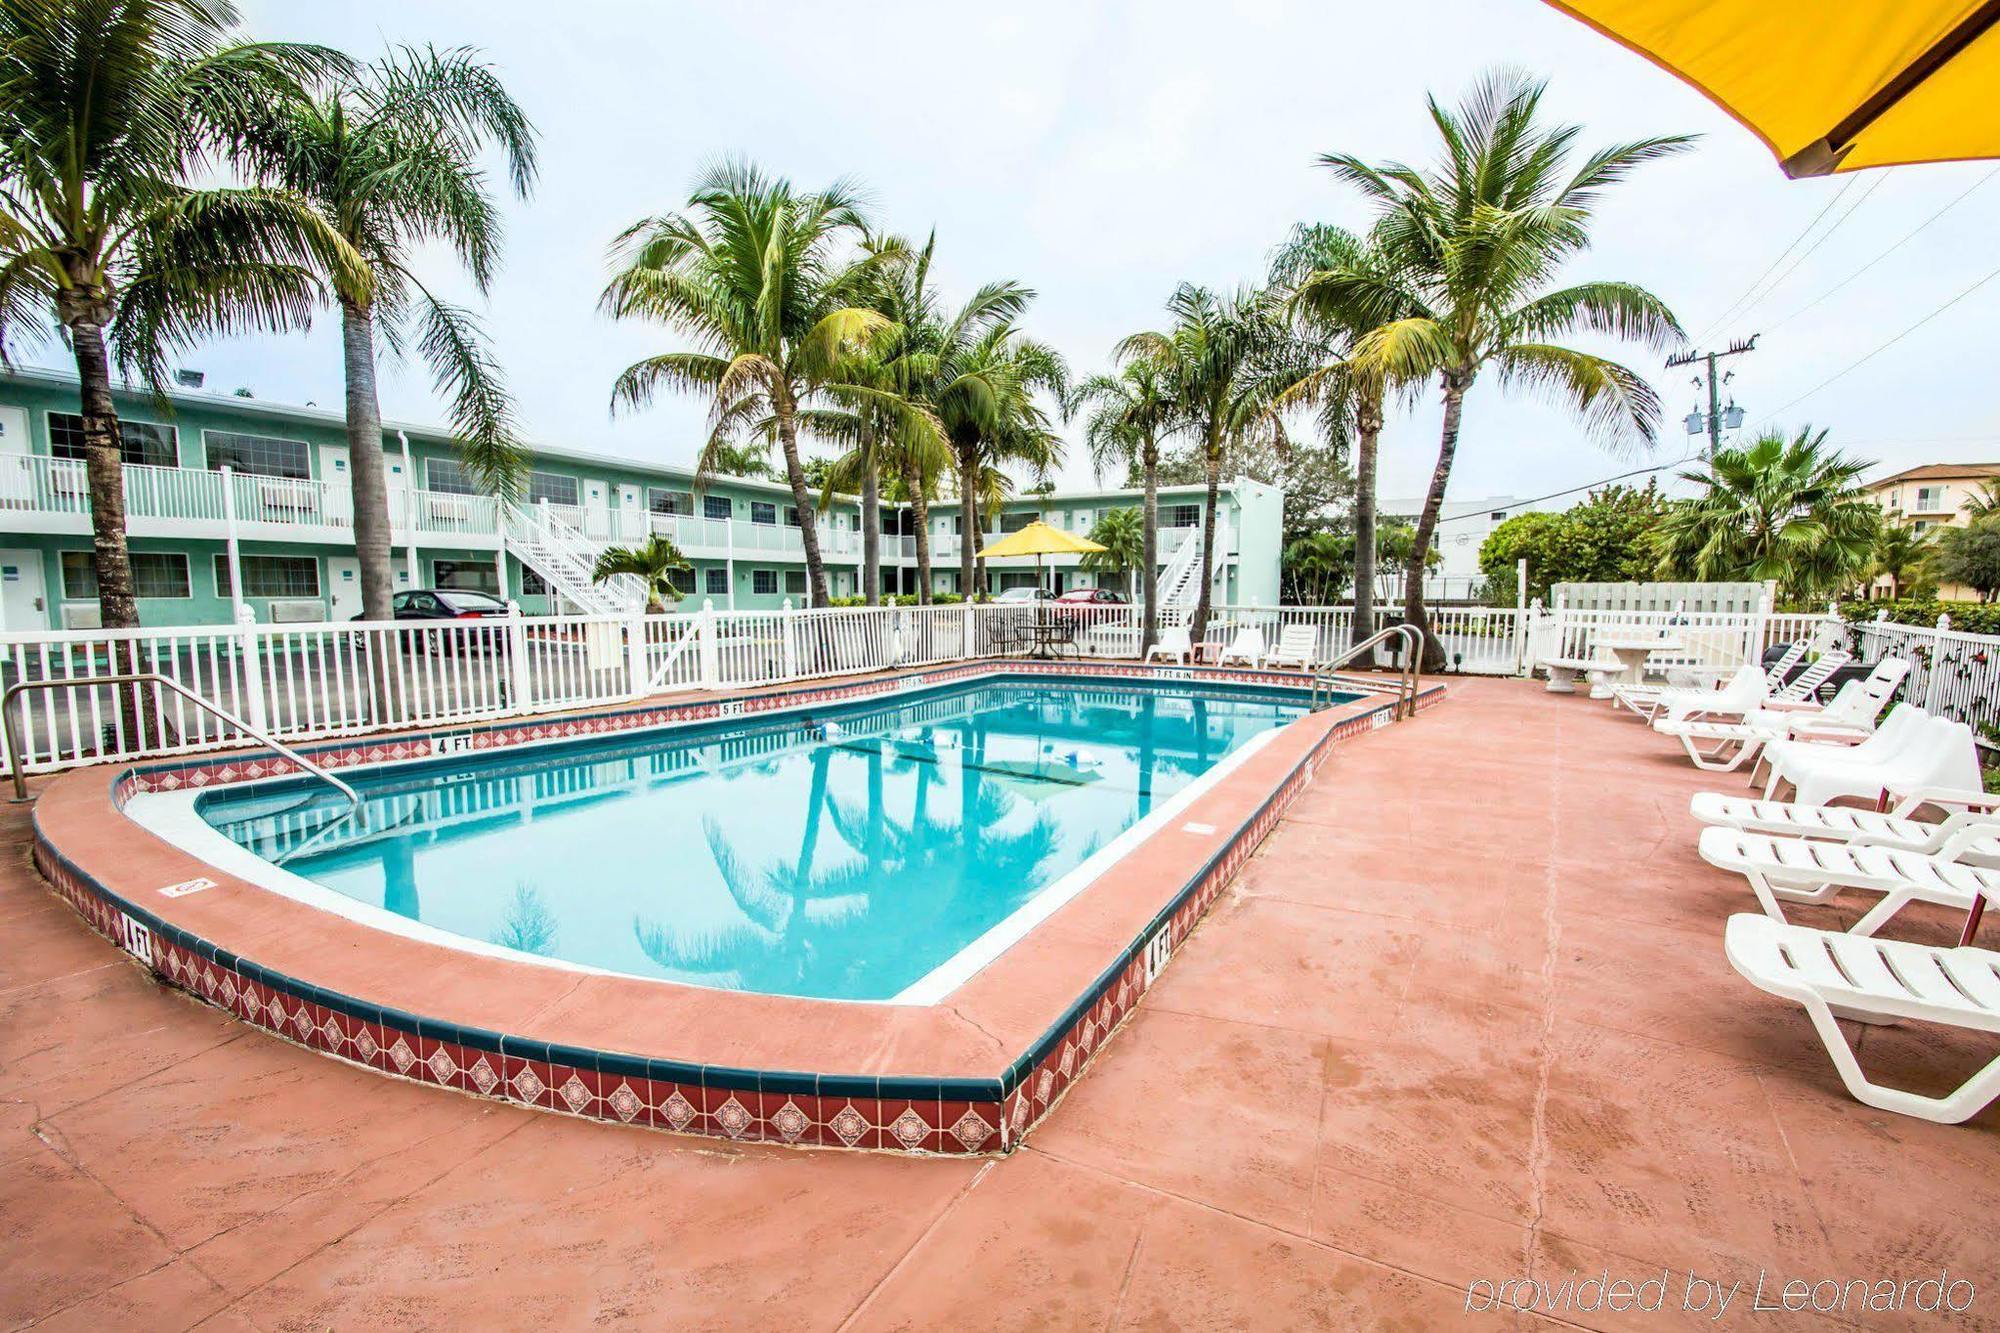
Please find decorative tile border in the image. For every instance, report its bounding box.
[42,662,1444,1155]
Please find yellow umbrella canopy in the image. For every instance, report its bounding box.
[978,520,1107,559]
[1541,0,2000,176]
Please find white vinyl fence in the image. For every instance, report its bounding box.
[1846,613,2000,744]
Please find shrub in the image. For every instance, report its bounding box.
[1838,598,2000,636]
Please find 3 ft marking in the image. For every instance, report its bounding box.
[1143,925,1173,986]
[116,912,154,966]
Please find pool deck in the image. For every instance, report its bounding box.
[4,676,1998,1329]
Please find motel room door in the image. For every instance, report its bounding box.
[0,549,46,630]
[326,556,363,620]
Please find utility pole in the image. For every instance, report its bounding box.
[1666,335,1758,459]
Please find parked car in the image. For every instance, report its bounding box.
[352,588,511,653]
[991,586,1055,604]
[1051,587,1129,619]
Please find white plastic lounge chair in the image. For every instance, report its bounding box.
[1699,820,2000,936]
[1612,641,1805,717]
[1655,663,1772,726]
[1725,913,2000,1122]
[1764,712,1978,807]
[1767,647,1854,704]
[1691,783,2000,847]
[1264,623,1320,670]
[1144,625,1192,666]
[1654,660,1910,772]
[1215,626,1267,668]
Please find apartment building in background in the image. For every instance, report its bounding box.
[1864,461,2000,600]
[0,368,1281,631]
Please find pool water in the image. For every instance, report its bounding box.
[194,677,1319,1001]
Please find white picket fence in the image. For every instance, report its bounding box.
[1846,613,2000,744]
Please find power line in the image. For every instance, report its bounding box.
[1429,445,1704,524]
[1767,166,1999,332]
[1690,176,1858,342]
[1727,170,1893,325]
[1763,259,2000,421]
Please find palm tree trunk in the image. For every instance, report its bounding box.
[1351,387,1383,655]
[1192,437,1221,646]
[774,394,829,607]
[957,447,978,598]
[907,457,933,605]
[1140,437,1159,655]
[340,301,396,621]
[1404,376,1467,673]
[66,319,138,631]
[65,312,149,749]
[859,423,880,606]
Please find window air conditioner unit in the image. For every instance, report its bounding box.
[425,494,470,522]
[51,465,89,497]
[258,479,312,510]
[268,598,325,623]
[61,603,102,630]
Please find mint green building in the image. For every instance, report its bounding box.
[0,368,1282,631]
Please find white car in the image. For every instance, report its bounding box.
[991,587,1054,604]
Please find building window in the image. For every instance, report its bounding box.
[214,554,320,599]
[704,568,728,595]
[433,560,499,595]
[649,488,692,516]
[785,570,807,595]
[1000,511,1038,533]
[62,551,190,599]
[703,495,731,521]
[783,505,802,527]
[519,566,550,596]
[48,414,177,468]
[1490,511,1508,521]
[426,458,476,495]
[667,567,695,595]
[527,471,578,507]
[1164,504,1200,528]
[752,569,778,595]
[749,501,777,526]
[205,430,309,479]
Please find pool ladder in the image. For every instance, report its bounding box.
[4,671,362,815]
[1308,624,1425,721]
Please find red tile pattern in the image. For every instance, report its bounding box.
[46,663,1429,1154]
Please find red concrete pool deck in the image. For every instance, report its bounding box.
[5,676,1999,1329]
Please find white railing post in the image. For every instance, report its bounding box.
[625,608,647,699]
[1929,613,1950,709]
[698,598,720,689]
[219,464,248,626]
[963,596,977,659]
[505,602,532,712]
[235,605,269,734]
[781,598,799,679]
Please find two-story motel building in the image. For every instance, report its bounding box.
[0,368,1282,631]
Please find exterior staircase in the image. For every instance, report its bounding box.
[502,501,648,615]
[1155,530,1206,609]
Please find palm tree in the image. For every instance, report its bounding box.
[1121,284,1296,645]
[602,162,924,607]
[944,325,1068,598]
[1283,530,1351,605]
[237,45,538,622]
[1324,72,1691,667]
[1076,353,1179,651]
[1869,524,1934,600]
[0,0,358,630]
[1654,427,1881,602]
[1081,506,1146,599]
[1961,477,2000,521]
[1269,222,1416,649]
[592,534,691,614]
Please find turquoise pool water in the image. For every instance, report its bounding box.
[193,676,1321,1001]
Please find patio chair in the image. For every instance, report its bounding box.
[1692,782,2000,850]
[1699,818,2000,936]
[1760,709,1975,806]
[1652,660,1909,772]
[1145,625,1192,665]
[1215,626,1268,668]
[1264,623,1320,671]
[1654,663,1772,726]
[1724,913,2000,1123]
[1611,641,1804,718]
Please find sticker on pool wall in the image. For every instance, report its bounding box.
[159,876,216,899]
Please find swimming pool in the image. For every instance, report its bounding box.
[185,676,1318,1001]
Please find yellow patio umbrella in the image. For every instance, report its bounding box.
[978,520,1105,594]
[1540,1,2000,176]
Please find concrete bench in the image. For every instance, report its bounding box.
[1539,656,1620,695]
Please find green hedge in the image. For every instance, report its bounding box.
[1839,598,2000,636]
[825,592,966,608]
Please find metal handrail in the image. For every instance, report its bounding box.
[4,672,361,814]
[1310,624,1425,720]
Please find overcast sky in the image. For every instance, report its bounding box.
[52,0,2000,507]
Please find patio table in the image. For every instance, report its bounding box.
[1594,634,1684,698]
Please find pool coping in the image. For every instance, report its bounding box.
[31,659,1448,1155]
